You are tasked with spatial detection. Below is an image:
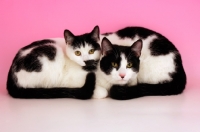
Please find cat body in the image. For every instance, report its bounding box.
[7,26,101,99]
[93,27,186,99]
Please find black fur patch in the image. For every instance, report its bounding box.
[116,27,155,39]
[22,39,55,50]
[14,45,56,72]
[100,45,140,75]
[149,37,178,56]
[71,34,100,51]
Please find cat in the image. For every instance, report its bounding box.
[92,37,142,99]
[93,26,186,99]
[7,26,101,99]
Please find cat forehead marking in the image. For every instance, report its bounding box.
[119,54,128,68]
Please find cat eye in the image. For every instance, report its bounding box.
[89,49,95,54]
[75,51,81,56]
[127,62,133,68]
[111,62,118,68]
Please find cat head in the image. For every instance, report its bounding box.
[64,26,101,70]
[100,37,142,85]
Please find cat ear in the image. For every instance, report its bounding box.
[101,37,113,55]
[90,25,100,41]
[64,30,75,45]
[131,39,143,57]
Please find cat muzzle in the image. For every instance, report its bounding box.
[82,60,99,71]
[84,60,96,66]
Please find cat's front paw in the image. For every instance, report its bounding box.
[92,86,108,99]
[110,85,129,100]
[110,85,142,100]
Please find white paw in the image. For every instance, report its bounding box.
[92,86,108,99]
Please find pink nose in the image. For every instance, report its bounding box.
[119,73,125,79]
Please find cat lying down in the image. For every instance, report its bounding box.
[7,26,101,99]
[7,26,186,100]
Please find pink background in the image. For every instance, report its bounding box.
[0,0,199,92]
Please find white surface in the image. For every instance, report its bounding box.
[0,88,200,132]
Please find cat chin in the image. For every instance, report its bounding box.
[75,61,86,66]
[113,80,129,85]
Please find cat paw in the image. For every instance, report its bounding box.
[92,87,108,99]
[110,85,130,100]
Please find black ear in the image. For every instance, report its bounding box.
[90,25,100,41]
[131,39,143,57]
[101,37,113,55]
[64,30,75,45]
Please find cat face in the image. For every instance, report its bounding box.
[64,26,101,68]
[100,37,142,85]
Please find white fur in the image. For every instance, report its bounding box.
[15,38,98,88]
[138,52,175,84]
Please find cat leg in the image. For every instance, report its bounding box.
[110,85,143,100]
[110,81,186,100]
[92,86,108,99]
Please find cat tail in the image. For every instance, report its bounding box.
[7,72,96,99]
[110,69,186,100]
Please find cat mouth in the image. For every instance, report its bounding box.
[117,79,128,84]
[82,60,99,71]
[84,60,98,66]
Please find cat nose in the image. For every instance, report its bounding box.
[119,73,125,79]
[84,60,95,66]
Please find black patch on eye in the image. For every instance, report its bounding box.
[100,46,122,75]
[124,48,140,72]
[13,45,56,72]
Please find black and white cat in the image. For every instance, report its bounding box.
[92,37,142,98]
[7,26,101,99]
[93,27,186,99]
